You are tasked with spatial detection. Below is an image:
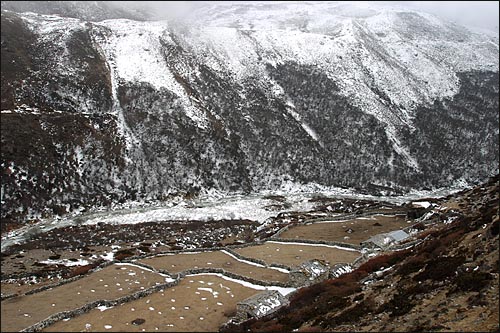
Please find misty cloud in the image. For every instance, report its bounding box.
[123,1,499,34]
[400,1,499,34]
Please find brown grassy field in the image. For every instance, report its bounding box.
[43,274,263,332]
[138,250,289,283]
[234,241,360,267]
[279,214,412,245]
[1,277,61,298]
[1,263,169,332]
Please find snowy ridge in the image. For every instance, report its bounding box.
[14,5,499,168]
[96,19,208,128]
[182,2,498,168]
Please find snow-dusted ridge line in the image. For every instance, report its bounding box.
[12,6,499,173]
[94,18,209,128]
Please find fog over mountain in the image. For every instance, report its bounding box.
[125,1,500,34]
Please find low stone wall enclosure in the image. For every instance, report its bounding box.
[20,277,180,332]
[4,209,427,331]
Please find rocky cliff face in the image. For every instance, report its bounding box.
[1,2,498,227]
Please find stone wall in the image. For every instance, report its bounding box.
[20,278,180,332]
[124,240,266,262]
[387,239,423,251]
[271,237,361,251]
[1,260,116,301]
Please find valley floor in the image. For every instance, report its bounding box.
[1,177,498,332]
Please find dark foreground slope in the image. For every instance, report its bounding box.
[223,175,499,332]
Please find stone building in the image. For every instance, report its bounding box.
[361,230,410,250]
[236,290,289,321]
[288,259,330,287]
[329,263,353,279]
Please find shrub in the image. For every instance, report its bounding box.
[65,264,93,278]
[255,322,285,332]
[376,290,415,317]
[289,282,326,307]
[412,222,427,230]
[298,326,324,332]
[114,248,135,260]
[452,271,492,293]
[467,293,489,307]
[357,250,411,274]
[396,254,427,276]
[489,218,499,236]
[414,256,465,282]
[319,303,368,328]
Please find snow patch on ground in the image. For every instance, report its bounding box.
[114,262,176,282]
[220,250,289,273]
[412,201,432,208]
[39,259,89,267]
[267,240,360,252]
[186,273,296,296]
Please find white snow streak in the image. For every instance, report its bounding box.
[186,273,296,296]
[267,241,360,252]
[221,250,290,273]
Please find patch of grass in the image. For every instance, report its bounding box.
[318,302,369,328]
[114,248,135,261]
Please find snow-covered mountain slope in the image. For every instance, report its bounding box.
[1,1,498,227]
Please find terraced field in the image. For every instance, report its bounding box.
[1,263,172,332]
[138,250,289,282]
[1,210,416,332]
[234,241,360,267]
[43,274,267,332]
[279,214,413,245]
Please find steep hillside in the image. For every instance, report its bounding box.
[222,175,499,332]
[1,1,498,228]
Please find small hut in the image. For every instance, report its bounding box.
[288,259,330,287]
[361,230,409,250]
[236,290,289,321]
